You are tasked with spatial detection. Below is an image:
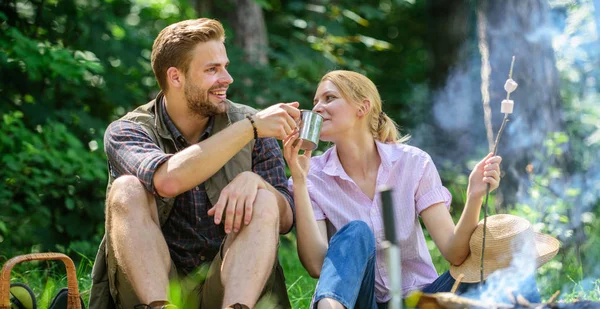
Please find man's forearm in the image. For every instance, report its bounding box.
[154,119,254,198]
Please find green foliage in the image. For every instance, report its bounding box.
[562,279,600,302]
[0,111,106,258]
[518,1,600,299]
[0,0,198,258]
[510,131,600,299]
[0,0,194,130]
[257,0,431,127]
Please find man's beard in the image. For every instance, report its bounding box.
[184,82,228,118]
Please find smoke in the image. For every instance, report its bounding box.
[463,235,539,303]
[410,53,483,167]
[410,0,600,301]
[431,67,478,131]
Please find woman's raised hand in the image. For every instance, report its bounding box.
[467,153,502,199]
[283,131,312,182]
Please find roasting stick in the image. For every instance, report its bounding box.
[480,56,518,284]
[381,187,402,309]
[450,273,464,294]
[547,290,561,304]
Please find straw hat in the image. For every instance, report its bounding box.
[449,214,559,283]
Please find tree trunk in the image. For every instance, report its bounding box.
[190,0,212,17]
[478,0,565,207]
[228,0,269,65]
[426,0,472,89]
[419,0,566,209]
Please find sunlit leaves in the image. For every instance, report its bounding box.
[342,9,369,26]
[110,24,126,40]
[358,35,392,50]
[1,27,104,86]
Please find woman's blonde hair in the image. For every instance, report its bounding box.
[320,70,410,143]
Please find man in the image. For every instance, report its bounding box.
[89,18,300,309]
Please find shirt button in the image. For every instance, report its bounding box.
[371,209,376,214]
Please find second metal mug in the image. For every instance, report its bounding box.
[295,110,323,150]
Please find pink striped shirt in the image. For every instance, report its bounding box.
[288,141,452,302]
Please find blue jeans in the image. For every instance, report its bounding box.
[312,220,379,309]
[423,270,541,303]
[312,221,541,308]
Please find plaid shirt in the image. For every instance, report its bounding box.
[104,100,294,274]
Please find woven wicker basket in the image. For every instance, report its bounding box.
[0,253,82,309]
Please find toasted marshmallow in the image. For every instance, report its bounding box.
[504,79,518,93]
[501,99,514,114]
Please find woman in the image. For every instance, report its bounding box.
[283,70,503,309]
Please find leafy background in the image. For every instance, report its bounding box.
[1,0,599,307]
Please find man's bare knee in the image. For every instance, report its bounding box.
[220,189,278,255]
[107,175,157,223]
[251,189,279,226]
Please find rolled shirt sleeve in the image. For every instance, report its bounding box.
[104,120,172,194]
[414,154,452,214]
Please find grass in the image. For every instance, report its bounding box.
[3,234,316,309]
[279,233,318,308]
[5,231,599,308]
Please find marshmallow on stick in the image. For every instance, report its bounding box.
[480,55,517,284]
[501,99,514,113]
[504,78,518,93]
[501,68,518,115]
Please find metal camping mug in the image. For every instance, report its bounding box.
[296,110,323,150]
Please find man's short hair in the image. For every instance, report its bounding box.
[151,18,225,92]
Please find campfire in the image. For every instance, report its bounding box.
[414,282,599,309]
[379,58,598,309]
[415,291,599,309]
